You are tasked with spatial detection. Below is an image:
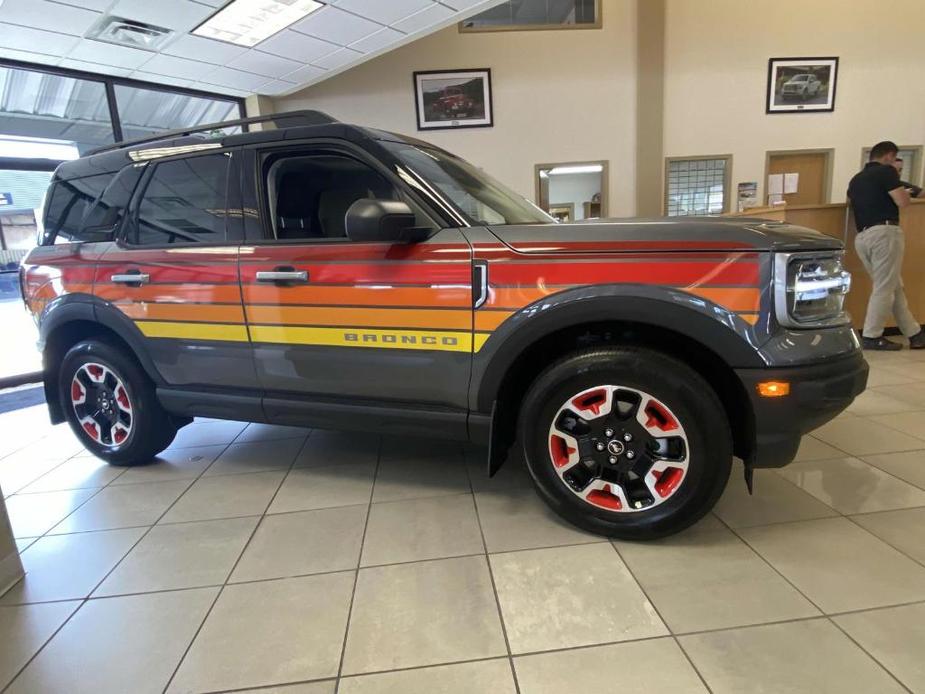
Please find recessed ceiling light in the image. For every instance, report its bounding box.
[193,0,324,47]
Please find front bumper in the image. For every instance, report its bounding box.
[735,351,868,468]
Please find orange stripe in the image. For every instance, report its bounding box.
[738,313,759,325]
[243,285,471,308]
[686,287,761,312]
[95,284,243,304]
[486,286,556,308]
[116,303,245,323]
[246,305,471,330]
[475,311,514,331]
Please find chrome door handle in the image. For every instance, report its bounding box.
[111,273,150,284]
[255,270,308,283]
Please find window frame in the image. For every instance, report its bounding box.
[458,0,602,33]
[119,149,238,250]
[534,160,610,219]
[663,154,733,216]
[859,145,922,186]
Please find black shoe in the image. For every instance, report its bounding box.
[862,336,902,351]
[910,331,925,350]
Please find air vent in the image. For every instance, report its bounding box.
[87,15,174,51]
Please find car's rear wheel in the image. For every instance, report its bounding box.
[519,347,732,540]
[59,338,177,466]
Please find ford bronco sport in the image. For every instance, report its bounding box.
[21,110,867,539]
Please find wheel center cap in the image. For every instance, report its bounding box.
[607,439,625,456]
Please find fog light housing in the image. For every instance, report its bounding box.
[774,252,851,328]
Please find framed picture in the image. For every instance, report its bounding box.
[413,69,493,130]
[766,57,838,113]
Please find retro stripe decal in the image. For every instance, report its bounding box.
[135,321,249,342]
[249,326,473,352]
[246,306,471,331]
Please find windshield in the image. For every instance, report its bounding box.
[383,142,554,226]
[791,75,809,81]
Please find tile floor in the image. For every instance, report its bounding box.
[1,349,925,693]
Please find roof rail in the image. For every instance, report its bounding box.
[88,109,339,156]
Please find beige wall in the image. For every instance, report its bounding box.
[274,0,639,215]
[663,0,925,207]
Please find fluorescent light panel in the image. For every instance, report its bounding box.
[547,165,604,176]
[193,0,324,47]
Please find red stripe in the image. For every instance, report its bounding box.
[95,264,239,283]
[240,263,471,285]
[27,266,97,284]
[488,260,759,286]
[244,243,469,263]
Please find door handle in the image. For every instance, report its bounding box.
[111,272,150,285]
[255,268,308,284]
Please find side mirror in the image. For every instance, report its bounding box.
[345,199,429,243]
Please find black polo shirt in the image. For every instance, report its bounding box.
[848,162,902,232]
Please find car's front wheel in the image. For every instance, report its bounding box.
[519,347,732,540]
[59,338,177,465]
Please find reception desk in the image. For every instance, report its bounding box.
[728,199,925,329]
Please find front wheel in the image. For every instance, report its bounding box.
[519,347,732,540]
[59,338,177,465]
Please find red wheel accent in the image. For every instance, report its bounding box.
[550,434,575,468]
[645,399,678,432]
[82,422,99,441]
[572,388,607,416]
[115,386,131,410]
[113,428,127,444]
[653,467,684,497]
[71,381,83,403]
[87,364,104,379]
[587,485,623,510]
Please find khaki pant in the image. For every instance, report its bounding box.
[854,224,920,338]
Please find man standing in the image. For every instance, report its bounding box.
[848,140,924,350]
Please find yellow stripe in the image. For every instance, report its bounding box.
[474,333,491,352]
[250,325,473,352]
[135,321,250,342]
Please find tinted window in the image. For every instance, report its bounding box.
[82,165,145,237]
[133,154,230,245]
[42,174,110,245]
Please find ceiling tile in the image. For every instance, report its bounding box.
[282,63,327,85]
[393,4,455,33]
[58,58,133,77]
[441,0,497,9]
[256,79,298,96]
[129,70,194,88]
[53,0,113,10]
[163,34,247,64]
[0,0,101,36]
[332,0,432,26]
[138,53,208,80]
[109,0,214,32]
[68,39,152,69]
[187,82,250,98]
[292,6,380,44]
[349,26,404,54]
[0,46,62,66]
[256,29,338,63]
[227,51,302,79]
[199,66,268,91]
[0,23,80,54]
[311,47,362,70]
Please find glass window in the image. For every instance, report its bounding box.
[461,0,598,30]
[42,174,111,244]
[0,65,115,155]
[665,157,730,216]
[133,154,230,245]
[114,85,241,142]
[81,166,146,237]
[384,142,553,226]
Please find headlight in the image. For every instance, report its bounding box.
[774,252,851,328]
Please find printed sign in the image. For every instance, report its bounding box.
[0,192,12,206]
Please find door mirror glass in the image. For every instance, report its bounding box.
[345,199,425,243]
[535,161,608,221]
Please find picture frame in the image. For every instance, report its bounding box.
[413,69,493,131]
[766,57,838,114]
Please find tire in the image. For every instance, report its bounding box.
[59,338,177,466]
[518,347,732,540]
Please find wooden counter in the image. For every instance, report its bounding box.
[728,200,925,329]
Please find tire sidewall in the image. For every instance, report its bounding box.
[520,349,732,539]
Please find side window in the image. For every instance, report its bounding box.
[132,153,230,246]
[42,174,110,245]
[82,165,145,239]
[265,154,397,240]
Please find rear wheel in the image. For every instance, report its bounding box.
[519,347,732,540]
[59,338,177,465]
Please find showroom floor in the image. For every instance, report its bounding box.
[2,350,925,693]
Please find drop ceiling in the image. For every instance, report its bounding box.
[0,0,505,98]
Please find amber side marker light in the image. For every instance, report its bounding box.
[757,381,790,398]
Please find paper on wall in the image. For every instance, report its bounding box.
[767,173,784,196]
[784,172,799,194]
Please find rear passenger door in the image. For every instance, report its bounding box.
[95,149,257,390]
[239,143,473,416]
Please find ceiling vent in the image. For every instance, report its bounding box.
[86,16,174,51]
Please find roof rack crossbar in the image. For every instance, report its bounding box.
[89,109,339,155]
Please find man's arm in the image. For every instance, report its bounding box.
[901,180,925,198]
[890,186,912,208]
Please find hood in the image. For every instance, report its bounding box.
[487,217,843,254]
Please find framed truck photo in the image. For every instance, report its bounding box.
[413,69,493,130]
[766,57,838,114]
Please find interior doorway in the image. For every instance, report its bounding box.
[535,161,608,221]
[765,149,833,206]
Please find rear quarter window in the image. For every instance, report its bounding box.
[41,173,111,245]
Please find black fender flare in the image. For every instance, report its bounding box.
[471,283,766,412]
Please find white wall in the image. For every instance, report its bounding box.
[663,0,925,205]
[274,0,639,215]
